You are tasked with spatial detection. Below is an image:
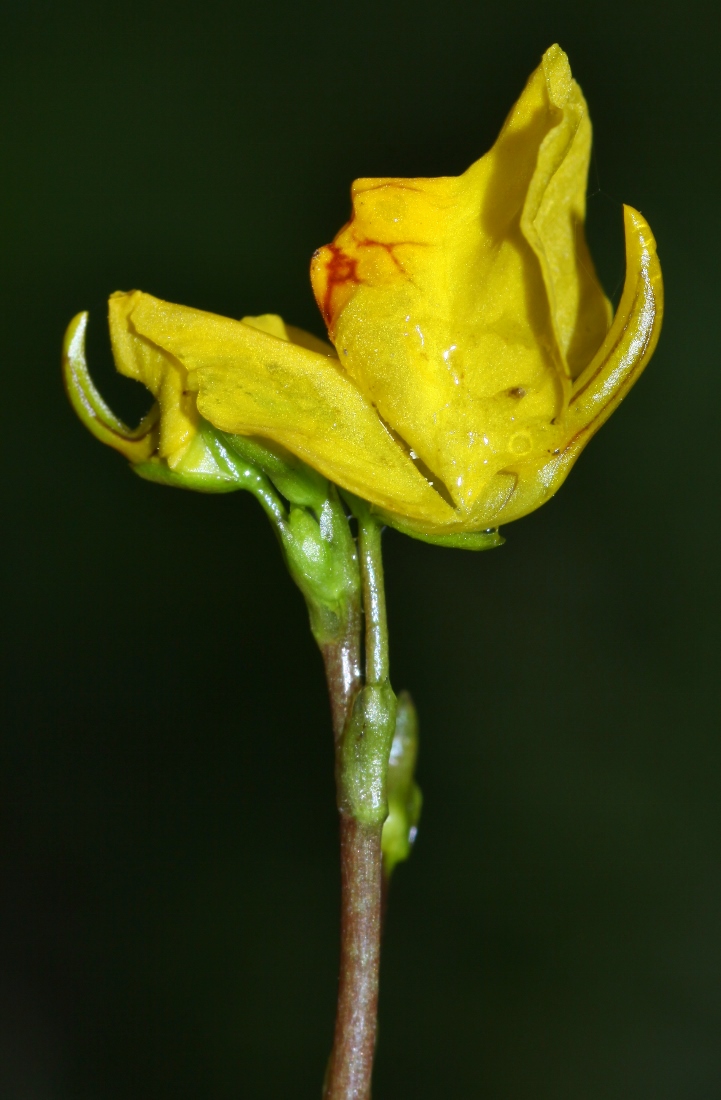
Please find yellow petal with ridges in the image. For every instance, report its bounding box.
[310,45,610,525]
[241,312,338,358]
[517,45,612,376]
[564,206,663,448]
[121,291,456,525]
[109,291,199,468]
[374,204,662,534]
[491,205,663,528]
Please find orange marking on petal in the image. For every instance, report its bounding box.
[314,242,363,331]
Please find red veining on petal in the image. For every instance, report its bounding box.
[317,242,362,329]
[311,186,431,336]
[354,236,427,276]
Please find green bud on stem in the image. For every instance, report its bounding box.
[338,681,397,826]
[381,691,422,877]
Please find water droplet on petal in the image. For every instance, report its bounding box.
[510,431,532,455]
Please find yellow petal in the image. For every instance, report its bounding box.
[241,312,337,357]
[377,205,662,533]
[239,313,290,341]
[109,291,200,468]
[564,206,663,450]
[310,45,609,524]
[516,45,611,377]
[491,205,663,527]
[122,291,456,525]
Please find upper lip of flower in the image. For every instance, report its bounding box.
[63,43,663,537]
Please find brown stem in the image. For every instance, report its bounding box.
[325,815,383,1100]
[321,603,384,1100]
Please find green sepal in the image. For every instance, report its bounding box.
[62,311,361,646]
[133,426,247,493]
[204,428,360,646]
[381,691,422,877]
[137,421,360,646]
[282,496,360,646]
[341,491,504,551]
[133,420,288,505]
[338,681,397,826]
[220,432,329,514]
[381,518,504,551]
[209,428,362,643]
[133,460,241,492]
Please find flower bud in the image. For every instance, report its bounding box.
[382,691,422,877]
[338,682,397,827]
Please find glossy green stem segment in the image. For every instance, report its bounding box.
[337,516,397,828]
[358,515,388,685]
[325,514,395,1100]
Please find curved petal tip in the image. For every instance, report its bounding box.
[62,311,159,462]
[563,204,663,449]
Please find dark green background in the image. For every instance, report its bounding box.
[2,0,719,1096]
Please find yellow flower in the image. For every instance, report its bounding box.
[64,43,662,536]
